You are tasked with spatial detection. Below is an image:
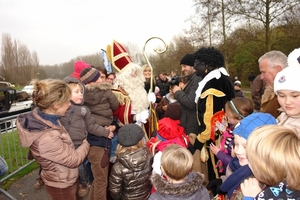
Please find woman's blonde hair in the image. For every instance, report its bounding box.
[32,79,71,110]
[142,64,151,71]
[225,97,253,120]
[116,139,145,156]
[142,64,155,85]
[161,144,193,181]
[247,125,300,190]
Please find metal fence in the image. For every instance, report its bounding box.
[0,113,35,200]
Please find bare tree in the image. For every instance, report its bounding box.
[123,42,144,65]
[186,0,234,47]
[184,15,208,47]
[1,33,15,81]
[227,0,300,51]
[1,33,40,84]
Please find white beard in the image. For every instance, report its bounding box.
[114,63,149,114]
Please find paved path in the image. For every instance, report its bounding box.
[1,169,90,200]
[1,169,49,200]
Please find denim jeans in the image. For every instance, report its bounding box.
[78,158,89,185]
[84,159,94,183]
[110,132,118,158]
[74,144,89,185]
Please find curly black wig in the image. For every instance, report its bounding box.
[194,47,224,69]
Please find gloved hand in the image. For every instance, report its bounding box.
[189,133,205,150]
[147,92,156,103]
[136,110,149,124]
[154,86,160,95]
[207,178,223,196]
[189,133,197,145]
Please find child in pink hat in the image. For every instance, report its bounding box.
[71,60,91,80]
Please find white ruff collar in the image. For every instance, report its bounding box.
[194,67,229,103]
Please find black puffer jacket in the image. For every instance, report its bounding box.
[156,78,170,97]
[109,147,153,200]
[149,172,210,200]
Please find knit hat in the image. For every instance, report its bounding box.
[80,68,100,84]
[164,103,182,120]
[70,61,91,80]
[273,67,300,94]
[234,80,241,87]
[74,60,90,74]
[233,112,276,140]
[180,54,195,67]
[157,117,185,141]
[118,124,144,147]
[287,47,300,68]
[274,48,300,94]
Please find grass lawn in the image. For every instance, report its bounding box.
[1,130,39,190]
[243,87,251,99]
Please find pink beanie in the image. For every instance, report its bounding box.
[74,60,91,74]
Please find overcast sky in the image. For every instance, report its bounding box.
[0,0,194,65]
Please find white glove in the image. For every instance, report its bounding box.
[136,110,149,124]
[147,92,156,103]
[154,86,160,95]
[152,151,162,175]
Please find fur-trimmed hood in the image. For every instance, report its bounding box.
[84,81,114,106]
[85,81,112,91]
[149,172,210,200]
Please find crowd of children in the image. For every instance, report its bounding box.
[15,46,300,200]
